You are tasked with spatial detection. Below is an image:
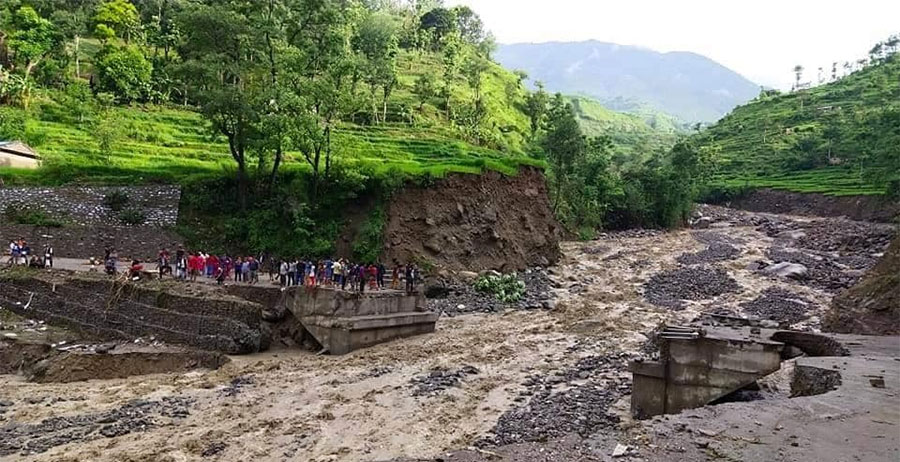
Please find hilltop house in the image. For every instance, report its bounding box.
[0,141,40,169]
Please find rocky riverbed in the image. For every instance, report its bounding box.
[0,205,894,462]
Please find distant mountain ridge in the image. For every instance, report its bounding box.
[495,40,760,122]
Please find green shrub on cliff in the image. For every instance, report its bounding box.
[475,273,526,303]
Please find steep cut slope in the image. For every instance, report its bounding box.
[381,167,561,272]
[824,236,900,335]
[696,54,900,197]
[496,41,758,122]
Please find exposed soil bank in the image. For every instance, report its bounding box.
[382,167,562,271]
[725,188,900,222]
[824,235,900,335]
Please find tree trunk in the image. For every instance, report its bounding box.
[237,162,249,211]
[269,144,282,188]
[74,35,81,78]
[324,126,332,180]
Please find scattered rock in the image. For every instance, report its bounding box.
[410,366,479,397]
[763,262,808,280]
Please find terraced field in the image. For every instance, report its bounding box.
[698,54,899,197]
[1,102,542,186]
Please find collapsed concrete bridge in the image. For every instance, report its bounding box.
[630,324,852,418]
[0,272,439,357]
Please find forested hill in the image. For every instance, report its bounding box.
[0,1,542,187]
[567,95,683,164]
[496,41,759,122]
[696,48,900,198]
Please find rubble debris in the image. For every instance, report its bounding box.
[479,355,631,447]
[644,266,742,309]
[0,397,192,456]
[677,232,741,265]
[221,376,254,397]
[410,366,480,397]
[739,287,818,325]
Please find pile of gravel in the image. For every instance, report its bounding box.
[739,287,818,325]
[0,397,192,456]
[644,266,742,309]
[479,354,634,447]
[677,232,741,265]
[409,366,479,397]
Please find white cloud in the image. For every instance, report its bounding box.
[445,0,900,90]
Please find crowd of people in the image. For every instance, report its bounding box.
[5,239,421,294]
[154,248,421,294]
[6,238,53,269]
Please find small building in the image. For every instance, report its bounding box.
[0,141,40,169]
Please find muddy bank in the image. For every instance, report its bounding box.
[724,188,900,222]
[824,235,900,335]
[382,167,562,271]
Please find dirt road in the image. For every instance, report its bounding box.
[0,206,894,461]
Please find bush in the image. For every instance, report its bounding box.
[94,44,153,102]
[118,207,146,225]
[474,273,526,303]
[103,190,131,211]
[4,204,65,227]
[352,205,386,263]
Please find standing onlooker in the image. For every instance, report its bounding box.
[248,257,260,284]
[376,262,386,289]
[43,243,54,268]
[279,260,289,287]
[188,252,199,282]
[207,253,219,278]
[357,264,367,293]
[333,259,343,289]
[405,263,414,294]
[241,258,250,283]
[19,240,31,266]
[391,263,401,290]
[175,251,187,280]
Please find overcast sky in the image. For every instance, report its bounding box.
[445,0,900,90]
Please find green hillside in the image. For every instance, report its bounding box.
[696,53,900,197]
[1,48,540,186]
[568,95,683,163]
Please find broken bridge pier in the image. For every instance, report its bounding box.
[630,326,785,418]
[284,287,439,355]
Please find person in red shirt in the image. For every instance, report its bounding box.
[188,253,199,282]
[368,264,378,290]
[207,254,219,278]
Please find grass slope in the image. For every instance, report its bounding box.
[0,50,542,186]
[568,95,683,162]
[697,55,900,196]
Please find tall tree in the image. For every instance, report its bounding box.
[281,0,357,199]
[354,11,399,124]
[177,4,263,209]
[93,0,140,43]
[524,81,549,137]
[5,6,59,108]
[542,93,585,212]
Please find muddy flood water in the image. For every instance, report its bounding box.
[0,206,895,462]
